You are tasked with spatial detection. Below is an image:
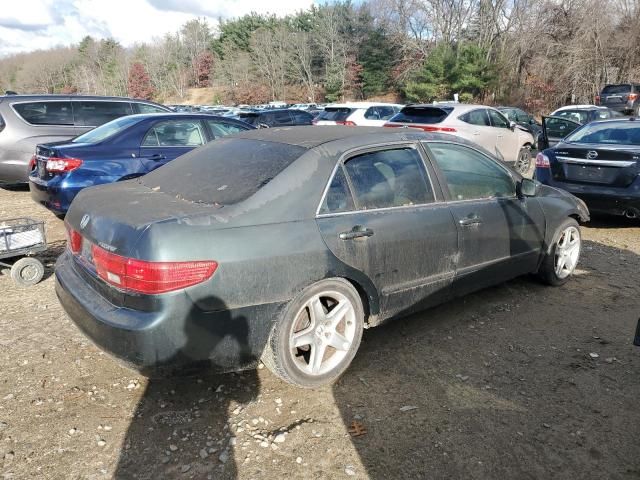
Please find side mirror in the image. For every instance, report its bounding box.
[518,178,538,197]
[509,121,517,131]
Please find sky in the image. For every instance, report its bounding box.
[0,0,314,57]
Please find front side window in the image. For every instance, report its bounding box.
[460,109,490,127]
[319,166,355,214]
[273,111,293,125]
[343,148,434,210]
[428,143,515,201]
[488,109,510,128]
[73,101,132,127]
[292,110,313,124]
[13,101,73,126]
[316,108,353,122]
[142,120,205,147]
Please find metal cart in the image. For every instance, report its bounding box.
[0,217,47,287]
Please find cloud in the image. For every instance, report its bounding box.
[0,0,313,56]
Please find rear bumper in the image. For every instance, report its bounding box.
[55,251,283,374]
[29,176,80,215]
[534,167,640,216]
[601,102,634,113]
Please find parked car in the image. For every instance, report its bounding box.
[314,102,403,127]
[596,83,640,116]
[535,117,640,218]
[29,114,253,215]
[0,95,170,184]
[498,106,543,148]
[540,105,624,148]
[56,126,588,388]
[385,104,535,174]
[235,109,314,127]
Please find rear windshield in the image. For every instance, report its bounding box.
[565,122,640,145]
[72,115,143,143]
[602,84,632,94]
[316,108,354,122]
[141,138,307,205]
[389,106,453,124]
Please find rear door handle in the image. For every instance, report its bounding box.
[459,215,482,227]
[339,226,374,240]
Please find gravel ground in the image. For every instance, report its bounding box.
[0,187,639,480]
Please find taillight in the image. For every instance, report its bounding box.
[336,121,356,126]
[91,244,217,294]
[595,95,600,105]
[535,152,550,168]
[629,93,638,101]
[418,125,457,132]
[46,157,83,173]
[28,155,37,171]
[65,223,82,254]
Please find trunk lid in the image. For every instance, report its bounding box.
[600,84,632,107]
[551,144,640,187]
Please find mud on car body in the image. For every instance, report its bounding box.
[56,126,589,388]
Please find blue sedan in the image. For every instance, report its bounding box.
[29,113,254,215]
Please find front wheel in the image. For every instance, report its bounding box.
[261,278,364,388]
[538,218,581,286]
[515,146,532,176]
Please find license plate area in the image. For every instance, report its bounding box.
[80,237,95,268]
[565,164,614,183]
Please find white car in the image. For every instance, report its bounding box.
[385,103,535,174]
[314,102,404,127]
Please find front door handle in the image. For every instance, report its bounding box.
[145,153,165,161]
[339,225,374,240]
[459,215,482,227]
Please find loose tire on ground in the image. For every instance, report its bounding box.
[10,257,45,287]
[538,218,581,286]
[261,278,365,388]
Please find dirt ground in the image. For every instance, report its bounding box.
[0,186,638,480]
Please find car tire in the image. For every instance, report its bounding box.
[10,257,44,287]
[515,146,533,176]
[261,278,364,388]
[538,218,581,286]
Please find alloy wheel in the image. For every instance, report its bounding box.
[515,149,531,175]
[555,226,580,279]
[288,291,357,376]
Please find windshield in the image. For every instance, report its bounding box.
[72,115,143,143]
[141,138,307,205]
[389,106,453,124]
[564,122,640,145]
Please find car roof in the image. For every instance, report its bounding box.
[401,103,494,113]
[0,94,165,105]
[325,102,404,109]
[552,104,607,112]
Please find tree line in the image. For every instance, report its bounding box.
[0,0,638,113]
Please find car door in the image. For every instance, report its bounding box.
[316,144,459,319]
[458,109,498,154]
[139,119,206,171]
[425,141,545,297]
[488,108,520,163]
[541,116,582,148]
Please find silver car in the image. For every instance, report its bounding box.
[0,95,170,184]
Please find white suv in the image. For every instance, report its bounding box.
[314,102,404,127]
[385,103,535,174]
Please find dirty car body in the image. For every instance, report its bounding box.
[56,127,589,375]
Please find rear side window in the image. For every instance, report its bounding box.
[343,148,434,210]
[13,101,73,126]
[134,103,167,114]
[428,143,515,201]
[460,109,491,126]
[238,113,259,126]
[316,108,353,122]
[364,106,398,121]
[319,166,355,214]
[273,110,293,125]
[141,138,307,205]
[142,120,206,146]
[602,84,631,94]
[73,101,132,127]
[291,110,313,124]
